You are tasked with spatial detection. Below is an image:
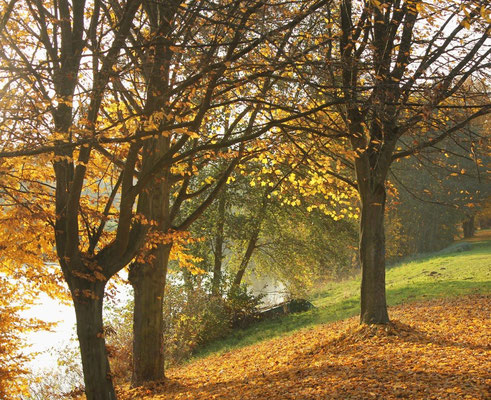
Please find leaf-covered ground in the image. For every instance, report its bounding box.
[118,295,490,400]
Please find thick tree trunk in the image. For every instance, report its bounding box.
[359,184,390,325]
[73,283,116,400]
[129,243,171,386]
[128,128,172,385]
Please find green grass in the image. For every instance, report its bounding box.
[192,237,491,360]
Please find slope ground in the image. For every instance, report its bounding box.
[116,232,490,399]
[196,231,491,358]
[119,295,490,399]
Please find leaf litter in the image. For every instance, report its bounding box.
[118,295,490,399]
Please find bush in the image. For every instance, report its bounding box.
[226,286,263,329]
[163,283,262,365]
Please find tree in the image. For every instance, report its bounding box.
[119,0,343,385]
[119,0,275,384]
[186,133,358,298]
[266,0,491,323]
[1,1,152,397]
[326,0,490,323]
[0,276,56,399]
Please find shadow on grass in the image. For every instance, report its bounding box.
[193,279,490,360]
[386,239,491,270]
[386,280,490,306]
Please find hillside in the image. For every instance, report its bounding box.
[196,232,491,358]
[115,234,490,399]
[119,296,490,399]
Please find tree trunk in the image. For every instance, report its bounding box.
[359,184,390,325]
[230,228,260,295]
[129,243,171,386]
[462,215,475,238]
[127,129,172,385]
[212,190,226,296]
[73,282,116,400]
[229,190,269,296]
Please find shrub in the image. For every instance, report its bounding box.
[163,283,263,365]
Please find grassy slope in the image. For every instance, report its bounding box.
[194,232,491,359]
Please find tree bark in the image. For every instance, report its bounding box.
[72,282,116,400]
[212,190,226,296]
[128,140,171,385]
[129,243,171,386]
[230,228,260,294]
[358,183,390,325]
[462,215,475,238]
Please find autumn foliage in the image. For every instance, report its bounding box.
[0,0,490,396]
[0,276,56,399]
[115,295,490,400]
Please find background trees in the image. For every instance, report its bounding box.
[387,128,490,260]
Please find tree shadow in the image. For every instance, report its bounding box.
[161,355,488,399]
[121,294,489,399]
